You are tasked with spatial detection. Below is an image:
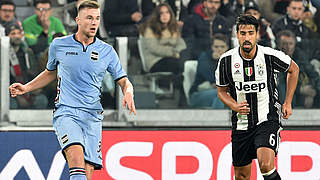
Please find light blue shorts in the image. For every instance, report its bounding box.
[53,105,103,169]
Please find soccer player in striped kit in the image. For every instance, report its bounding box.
[9,1,136,179]
[215,14,299,180]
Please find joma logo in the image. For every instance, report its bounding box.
[65,52,78,55]
[235,81,266,93]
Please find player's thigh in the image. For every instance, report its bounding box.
[81,111,103,169]
[53,115,84,150]
[254,121,281,171]
[234,163,252,180]
[232,130,256,167]
[254,121,282,156]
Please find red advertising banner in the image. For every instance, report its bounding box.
[92,131,320,180]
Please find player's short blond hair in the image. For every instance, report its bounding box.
[78,0,99,12]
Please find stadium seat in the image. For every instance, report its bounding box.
[137,37,174,97]
[183,60,197,105]
[12,0,30,6]
[15,7,34,22]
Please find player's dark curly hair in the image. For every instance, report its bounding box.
[236,14,259,32]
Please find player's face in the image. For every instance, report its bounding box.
[159,6,171,25]
[287,1,304,21]
[76,8,100,38]
[237,24,258,53]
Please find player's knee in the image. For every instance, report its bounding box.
[235,171,250,180]
[66,151,85,167]
[68,155,84,166]
[259,161,274,173]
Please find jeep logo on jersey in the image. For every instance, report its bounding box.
[235,81,266,93]
[245,67,253,76]
[91,51,99,60]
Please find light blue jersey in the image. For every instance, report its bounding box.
[47,34,126,110]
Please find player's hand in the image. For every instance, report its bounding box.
[9,83,28,97]
[122,91,136,115]
[233,101,250,115]
[282,102,292,119]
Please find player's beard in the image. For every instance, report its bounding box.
[241,41,253,53]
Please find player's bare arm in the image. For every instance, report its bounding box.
[117,77,136,115]
[283,60,299,119]
[9,69,57,97]
[217,86,250,115]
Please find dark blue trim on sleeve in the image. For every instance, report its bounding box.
[46,68,57,71]
[115,75,128,82]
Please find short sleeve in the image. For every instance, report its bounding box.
[106,47,127,80]
[46,40,57,71]
[215,56,230,86]
[270,48,292,72]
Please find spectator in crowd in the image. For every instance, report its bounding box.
[38,32,65,108]
[0,0,21,29]
[217,0,244,24]
[186,0,201,14]
[23,0,66,58]
[189,33,227,109]
[256,0,282,23]
[182,0,231,60]
[139,3,187,104]
[231,1,275,48]
[314,7,320,36]
[301,0,319,37]
[103,0,142,37]
[271,0,309,43]
[61,0,83,34]
[139,3,186,74]
[276,30,319,108]
[141,0,188,27]
[7,23,48,109]
[274,0,291,15]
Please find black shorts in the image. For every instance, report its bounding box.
[231,121,282,167]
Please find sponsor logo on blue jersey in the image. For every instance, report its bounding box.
[65,51,78,55]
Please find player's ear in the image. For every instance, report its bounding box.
[75,16,80,25]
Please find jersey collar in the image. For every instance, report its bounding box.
[238,45,258,61]
[72,34,97,52]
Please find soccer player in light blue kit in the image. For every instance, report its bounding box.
[9,1,136,180]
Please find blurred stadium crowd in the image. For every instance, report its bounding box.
[1,0,320,110]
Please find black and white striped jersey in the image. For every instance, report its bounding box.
[215,45,292,132]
